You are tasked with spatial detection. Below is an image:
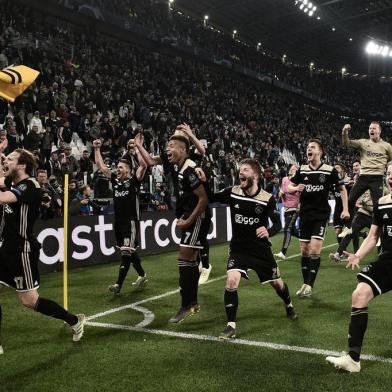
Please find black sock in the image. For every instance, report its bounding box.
[130,252,145,277]
[348,307,368,362]
[116,255,132,287]
[301,256,311,283]
[0,305,2,341]
[178,260,195,308]
[307,255,321,287]
[189,262,200,306]
[337,236,342,244]
[224,288,238,322]
[275,283,292,306]
[282,230,291,255]
[35,298,78,326]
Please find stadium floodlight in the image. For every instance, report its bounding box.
[304,7,308,12]
[342,67,346,73]
[299,3,305,9]
[204,15,209,20]
[332,27,336,31]
[365,40,392,57]
[349,37,353,41]
[309,11,314,16]
[317,16,321,20]
[313,6,317,11]
[309,2,313,8]
[168,0,174,3]
[303,0,308,4]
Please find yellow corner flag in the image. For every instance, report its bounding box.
[0,65,40,102]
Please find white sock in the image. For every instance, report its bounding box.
[227,322,236,329]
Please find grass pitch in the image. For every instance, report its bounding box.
[1,229,391,392]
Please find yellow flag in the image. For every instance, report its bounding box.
[0,65,40,102]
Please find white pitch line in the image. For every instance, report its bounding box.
[87,242,337,322]
[86,320,392,365]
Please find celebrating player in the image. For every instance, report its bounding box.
[289,139,349,298]
[199,158,297,340]
[341,122,392,235]
[136,133,211,323]
[93,139,147,294]
[0,149,85,354]
[326,162,392,372]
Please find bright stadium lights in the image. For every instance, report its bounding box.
[203,15,209,26]
[365,40,392,57]
[232,29,237,39]
[349,37,353,41]
[294,0,320,19]
[332,27,336,31]
[257,42,262,51]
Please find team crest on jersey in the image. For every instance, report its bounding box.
[18,184,27,191]
[227,259,235,268]
[255,205,263,215]
[319,174,326,183]
[189,173,197,182]
[4,204,13,214]
[124,182,130,189]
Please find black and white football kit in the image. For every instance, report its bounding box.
[357,194,392,296]
[110,173,140,255]
[291,163,341,241]
[211,185,281,283]
[0,177,42,292]
[174,159,211,250]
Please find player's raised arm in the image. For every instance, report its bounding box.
[134,133,162,167]
[341,123,362,149]
[93,139,112,178]
[176,123,205,156]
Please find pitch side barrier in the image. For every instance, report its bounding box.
[35,207,232,273]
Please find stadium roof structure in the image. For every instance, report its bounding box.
[176,0,392,76]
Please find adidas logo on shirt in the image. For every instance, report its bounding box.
[234,204,240,209]
[304,177,308,181]
[383,213,389,219]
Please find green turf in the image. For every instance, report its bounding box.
[1,228,391,392]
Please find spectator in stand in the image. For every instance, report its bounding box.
[29,111,43,134]
[61,145,80,179]
[24,125,42,153]
[69,184,94,216]
[36,169,62,217]
[58,120,73,145]
[44,151,62,180]
[79,150,94,183]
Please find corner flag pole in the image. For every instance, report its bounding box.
[63,174,69,310]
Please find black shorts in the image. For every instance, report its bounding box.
[114,219,139,254]
[0,245,40,292]
[227,249,280,284]
[333,206,344,229]
[299,216,328,242]
[180,216,211,250]
[357,253,392,297]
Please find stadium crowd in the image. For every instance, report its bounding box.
[0,0,390,218]
[69,0,392,117]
